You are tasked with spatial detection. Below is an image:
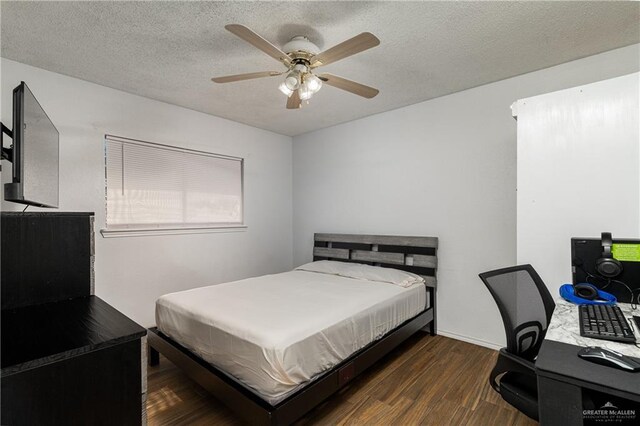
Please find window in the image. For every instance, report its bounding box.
[103,135,244,235]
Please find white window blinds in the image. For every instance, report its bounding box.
[105,135,243,230]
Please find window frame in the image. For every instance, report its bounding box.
[100,134,246,238]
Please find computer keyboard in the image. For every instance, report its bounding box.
[579,304,636,343]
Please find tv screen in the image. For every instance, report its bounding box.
[4,82,59,208]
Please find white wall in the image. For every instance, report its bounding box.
[516,73,639,296]
[2,44,638,348]
[1,59,293,326]
[292,44,640,349]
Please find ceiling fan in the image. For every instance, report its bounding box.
[212,24,380,109]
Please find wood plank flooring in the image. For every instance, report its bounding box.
[147,334,537,425]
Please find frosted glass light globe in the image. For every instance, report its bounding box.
[299,82,313,101]
[284,72,300,90]
[305,74,322,93]
[279,82,294,97]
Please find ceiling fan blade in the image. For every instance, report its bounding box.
[226,24,292,66]
[286,90,301,109]
[211,71,282,83]
[318,73,379,99]
[310,32,380,68]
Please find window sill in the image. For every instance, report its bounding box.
[100,225,247,238]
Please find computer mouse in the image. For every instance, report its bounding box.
[578,346,640,372]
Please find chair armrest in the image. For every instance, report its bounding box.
[498,348,535,372]
[489,348,536,392]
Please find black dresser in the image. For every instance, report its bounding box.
[1,212,147,425]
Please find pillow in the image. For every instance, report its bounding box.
[295,260,425,288]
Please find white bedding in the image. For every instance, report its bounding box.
[156,269,427,404]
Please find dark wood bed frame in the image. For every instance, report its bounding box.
[147,233,438,425]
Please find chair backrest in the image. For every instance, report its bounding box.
[479,265,556,361]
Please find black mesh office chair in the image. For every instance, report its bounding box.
[478,264,556,421]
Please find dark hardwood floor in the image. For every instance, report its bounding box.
[147,334,537,425]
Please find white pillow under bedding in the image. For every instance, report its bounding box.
[295,260,424,288]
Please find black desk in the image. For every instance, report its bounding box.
[1,296,147,425]
[536,300,640,425]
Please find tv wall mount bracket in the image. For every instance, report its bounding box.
[1,122,13,162]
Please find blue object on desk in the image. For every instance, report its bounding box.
[559,283,617,305]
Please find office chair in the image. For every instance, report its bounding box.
[478,264,555,421]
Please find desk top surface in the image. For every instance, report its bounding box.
[537,340,640,397]
[545,299,640,358]
[537,299,640,397]
[1,296,146,376]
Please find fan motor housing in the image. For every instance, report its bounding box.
[282,36,319,61]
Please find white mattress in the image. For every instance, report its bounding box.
[156,270,427,404]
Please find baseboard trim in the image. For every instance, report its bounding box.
[437,329,502,351]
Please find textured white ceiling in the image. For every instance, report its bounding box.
[1,1,639,136]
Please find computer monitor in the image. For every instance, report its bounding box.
[572,235,640,304]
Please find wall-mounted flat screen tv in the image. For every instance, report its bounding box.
[4,82,59,208]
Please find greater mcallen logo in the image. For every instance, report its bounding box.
[583,402,637,423]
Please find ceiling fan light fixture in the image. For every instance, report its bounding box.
[299,82,313,101]
[305,74,322,93]
[278,81,294,97]
[284,71,301,90]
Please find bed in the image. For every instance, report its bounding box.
[148,233,438,425]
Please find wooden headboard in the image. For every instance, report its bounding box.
[313,233,438,288]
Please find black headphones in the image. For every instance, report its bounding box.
[572,283,599,300]
[595,232,623,278]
